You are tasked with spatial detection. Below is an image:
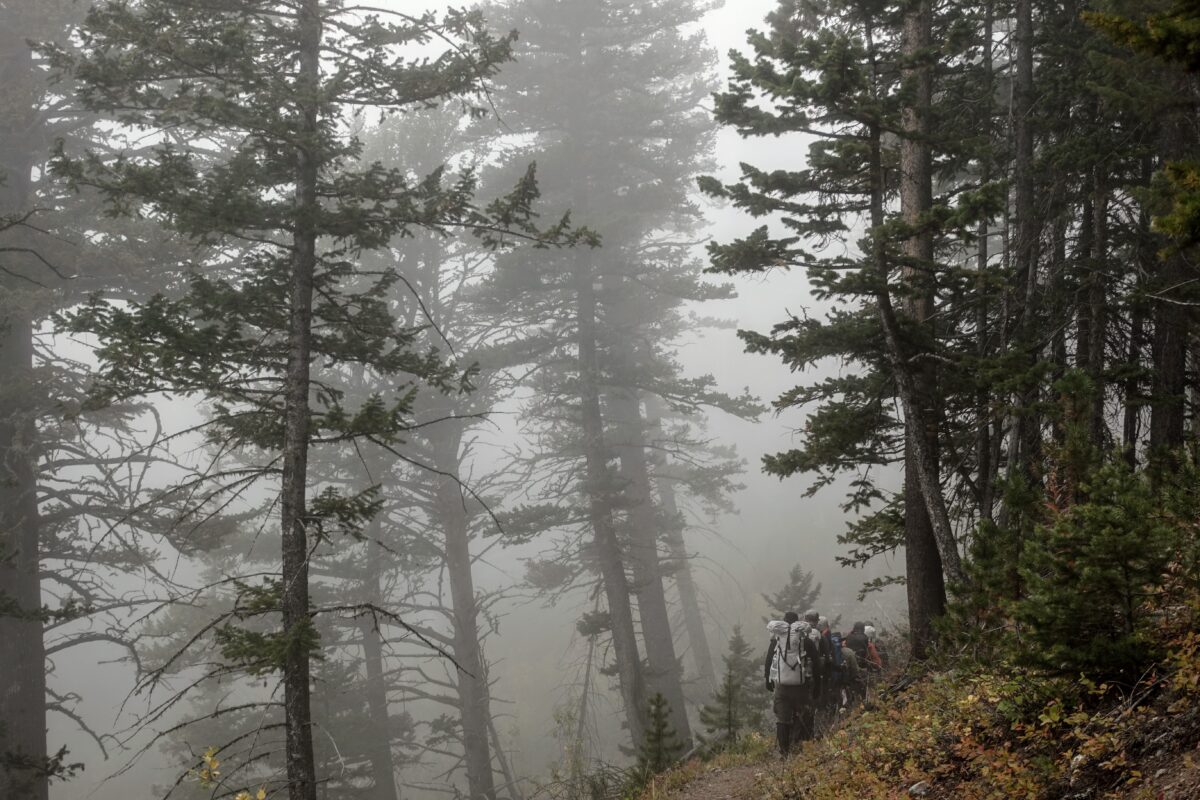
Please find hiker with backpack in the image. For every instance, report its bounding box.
[839,636,865,705]
[803,609,830,707]
[822,617,846,710]
[863,625,884,671]
[865,624,888,670]
[764,611,820,757]
[845,621,869,663]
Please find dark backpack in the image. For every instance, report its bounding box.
[829,631,845,670]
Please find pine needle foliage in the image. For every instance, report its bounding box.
[631,693,685,786]
[1015,375,1180,679]
[762,564,821,620]
[699,627,769,748]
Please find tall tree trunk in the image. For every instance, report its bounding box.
[995,0,1042,599]
[360,529,400,800]
[1150,259,1189,457]
[643,394,717,694]
[898,0,950,658]
[976,0,997,524]
[1049,208,1069,445]
[1190,334,1200,461]
[573,263,647,745]
[570,625,599,780]
[1124,307,1146,462]
[1149,115,1194,462]
[1086,172,1109,443]
[1075,191,1096,374]
[0,19,48,800]
[609,389,691,745]
[487,711,522,800]
[1009,0,1042,490]
[1124,170,1155,464]
[432,425,498,800]
[281,2,321,797]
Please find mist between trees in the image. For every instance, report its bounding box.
[0,0,1197,799]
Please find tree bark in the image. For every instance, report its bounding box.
[1124,171,1155,464]
[487,710,522,800]
[359,532,400,800]
[1150,263,1189,456]
[432,425,498,800]
[280,2,322,797]
[898,0,951,657]
[1049,208,1069,445]
[0,18,48,800]
[1190,334,1200,462]
[573,263,647,745]
[643,394,717,694]
[1009,0,1043,488]
[569,626,598,780]
[609,389,691,745]
[1075,189,1096,375]
[1086,172,1109,443]
[975,0,997,524]
[1149,116,1194,461]
[1124,307,1145,461]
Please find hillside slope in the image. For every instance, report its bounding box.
[647,633,1200,800]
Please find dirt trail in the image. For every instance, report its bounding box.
[664,763,770,800]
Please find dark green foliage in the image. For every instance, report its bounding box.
[1017,459,1177,678]
[630,693,684,786]
[698,627,769,747]
[1014,374,1180,680]
[1086,1,1200,71]
[1088,2,1200,249]
[699,665,744,747]
[213,579,322,677]
[708,0,1200,665]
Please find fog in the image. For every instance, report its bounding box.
[1,1,905,798]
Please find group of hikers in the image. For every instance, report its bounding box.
[764,610,887,756]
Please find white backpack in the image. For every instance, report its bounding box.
[767,620,810,686]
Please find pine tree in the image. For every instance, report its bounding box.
[699,664,743,748]
[699,626,768,747]
[1017,459,1177,678]
[478,0,760,747]
[1,2,205,793]
[762,564,821,620]
[45,3,584,796]
[701,0,989,656]
[632,693,685,784]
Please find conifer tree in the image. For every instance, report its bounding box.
[633,693,684,782]
[479,0,758,747]
[1017,388,1178,678]
[699,664,743,748]
[698,626,767,746]
[700,0,1026,656]
[45,3,584,797]
[1,2,208,793]
[762,564,821,620]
